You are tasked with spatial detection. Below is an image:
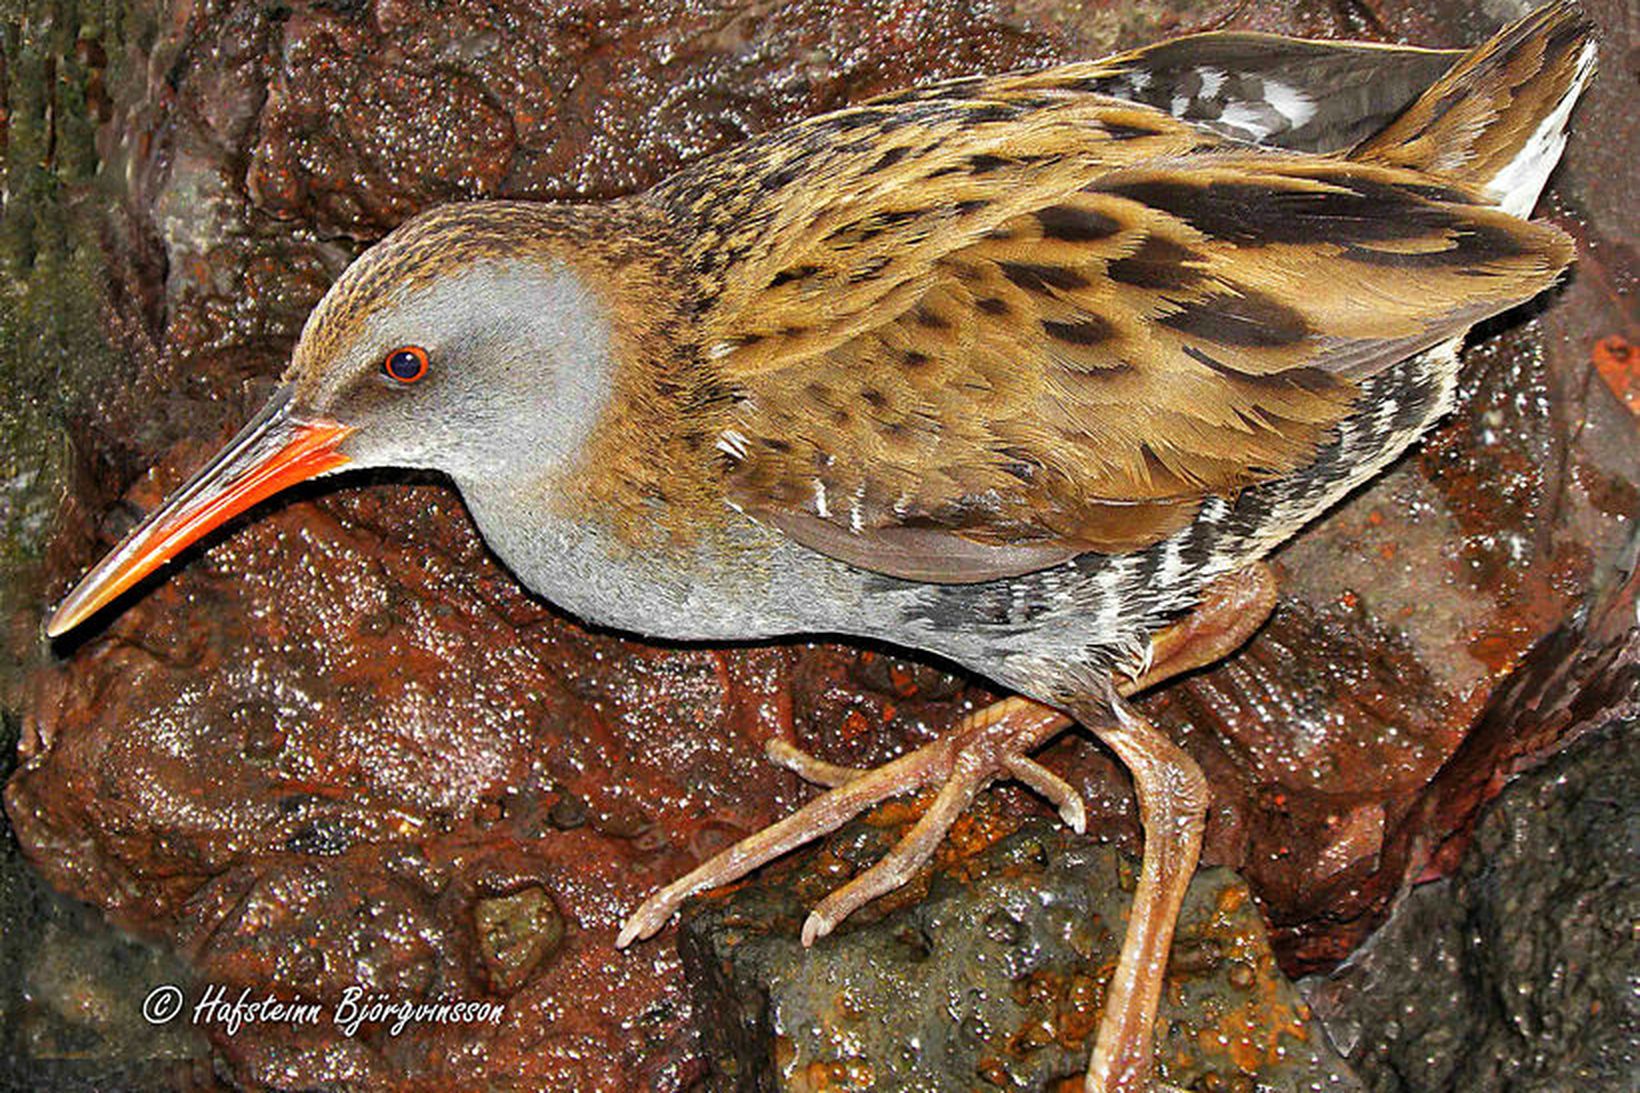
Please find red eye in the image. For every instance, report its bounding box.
[383,345,429,383]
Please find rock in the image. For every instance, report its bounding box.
[1305,714,1640,1092]
[474,885,566,995]
[0,777,207,1091]
[681,814,1362,1091]
[1,0,1635,1088]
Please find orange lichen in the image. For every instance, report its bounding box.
[1591,334,1640,416]
[794,1057,875,1091]
[976,1056,1011,1085]
[1194,953,1314,1076]
[840,709,872,741]
[1058,974,1102,1046]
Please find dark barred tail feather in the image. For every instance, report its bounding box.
[1353,1,1597,215]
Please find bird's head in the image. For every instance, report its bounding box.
[46,201,617,638]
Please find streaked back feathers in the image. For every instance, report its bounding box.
[629,4,1589,574]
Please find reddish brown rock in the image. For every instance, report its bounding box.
[3,0,1635,1089]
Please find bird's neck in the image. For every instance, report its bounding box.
[550,199,739,550]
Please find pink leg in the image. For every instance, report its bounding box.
[620,564,1280,1093]
[1075,696,1209,1093]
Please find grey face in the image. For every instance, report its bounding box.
[293,257,616,487]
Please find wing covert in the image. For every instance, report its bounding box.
[645,77,1572,581]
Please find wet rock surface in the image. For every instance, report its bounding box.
[0,0,1635,1090]
[682,814,1362,1092]
[1306,709,1640,1092]
[0,769,210,1092]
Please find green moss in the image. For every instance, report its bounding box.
[0,0,129,646]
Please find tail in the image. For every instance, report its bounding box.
[1351,1,1597,217]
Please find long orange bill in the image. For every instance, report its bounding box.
[45,384,353,638]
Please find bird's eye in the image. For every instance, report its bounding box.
[383,345,429,384]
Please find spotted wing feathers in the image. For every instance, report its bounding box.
[641,8,1583,582]
[709,156,1567,572]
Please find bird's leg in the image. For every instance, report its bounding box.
[1071,692,1209,1093]
[762,678,1230,1093]
[1123,561,1276,694]
[618,562,1276,981]
[1075,562,1272,1093]
[762,561,1275,795]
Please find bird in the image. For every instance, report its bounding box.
[46,3,1595,1089]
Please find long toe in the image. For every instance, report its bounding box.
[765,738,867,788]
[617,731,957,946]
[801,758,985,944]
[1003,755,1087,833]
[619,696,1078,947]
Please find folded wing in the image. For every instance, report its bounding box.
[649,63,1574,582]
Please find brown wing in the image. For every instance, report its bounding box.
[647,74,1572,581]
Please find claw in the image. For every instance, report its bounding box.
[800,911,833,946]
[1005,755,1087,834]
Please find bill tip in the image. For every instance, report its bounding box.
[43,602,81,640]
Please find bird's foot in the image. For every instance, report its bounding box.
[766,722,1087,831]
[616,563,1276,952]
[618,563,1278,1093]
[615,694,1074,948]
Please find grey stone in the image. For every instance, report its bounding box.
[1307,718,1639,1092]
[682,815,1362,1091]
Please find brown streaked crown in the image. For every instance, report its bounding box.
[287,202,610,396]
